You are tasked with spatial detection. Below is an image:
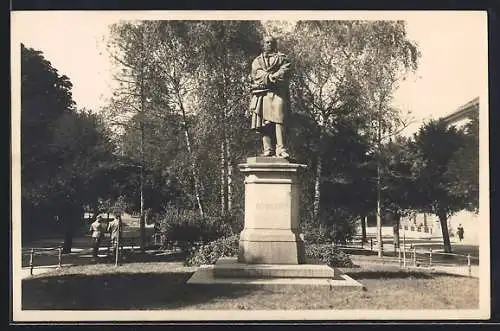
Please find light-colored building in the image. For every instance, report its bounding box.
[441,96,479,130]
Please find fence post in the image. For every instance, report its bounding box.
[58,246,62,269]
[115,220,120,267]
[413,247,417,267]
[398,248,402,267]
[29,248,34,276]
[467,254,471,277]
[370,238,373,251]
[403,246,407,268]
[429,248,432,267]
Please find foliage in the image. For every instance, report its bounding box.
[410,119,470,252]
[184,234,355,268]
[444,112,479,212]
[300,208,358,245]
[157,208,234,247]
[184,234,239,266]
[305,243,355,268]
[380,135,417,217]
[21,44,117,248]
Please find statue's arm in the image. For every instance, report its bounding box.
[251,58,273,89]
[270,55,292,82]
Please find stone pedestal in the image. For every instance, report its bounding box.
[237,157,306,264]
[186,156,363,289]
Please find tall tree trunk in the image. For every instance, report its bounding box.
[393,212,400,249]
[376,107,383,257]
[139,121,146,252]
[62,205,81,254]
[438,209,452,253]
[227,138,233,213]
[376,163,384,257]
[313,155,322,222]
[62,212,73,254]
[179,103,205,217]
[313,122,324,222]
[220,139,228,215]
[361,214,367,243]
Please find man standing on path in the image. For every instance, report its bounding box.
[107,215,122,257]
[457,224,464,242]
[89,216,106,258]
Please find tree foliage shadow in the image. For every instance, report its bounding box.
[22,271,255,310]
[345,270,470,280]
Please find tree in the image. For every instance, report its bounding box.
[411,119,468,253]
[279,21,418,254]
[46,110,118,252]
[286,21,368,222]
[444,112,479,213]
[356,21,419,257]
[106,21,194,250]
[21,43,75,220]
[187,21,262,217]
[380,135,417,248]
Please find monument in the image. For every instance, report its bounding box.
[236,35,305,265]
[188,36,362,288]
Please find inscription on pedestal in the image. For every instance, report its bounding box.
[256,202,287,210]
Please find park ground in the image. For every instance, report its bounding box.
[19,219,480,311]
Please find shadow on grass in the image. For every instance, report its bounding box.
[22,271,255,310]
[345,270,432,279]
[345,269,470,280]
[341,248,397,257]
[22,249,187,268]
[105,251,186,264]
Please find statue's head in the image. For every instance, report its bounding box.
[262,35,277,53]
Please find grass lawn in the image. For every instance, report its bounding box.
[22,259,479,310]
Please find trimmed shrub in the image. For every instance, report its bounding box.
[184,234,239,266]
[157,208,233,248]
[184,235,355,268]
[300,215,358,246]
[305,243,355,268]
[301,223,332,244]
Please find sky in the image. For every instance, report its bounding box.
[11,11,488,136]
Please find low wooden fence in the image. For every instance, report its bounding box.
[22,246,64,276]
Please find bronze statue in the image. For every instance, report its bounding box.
[249,35,291,159]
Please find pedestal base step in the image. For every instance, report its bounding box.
[214,257,339,279]
[186,264,364,290]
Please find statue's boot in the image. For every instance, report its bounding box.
[276,144,290,159]
[262,134,275,156]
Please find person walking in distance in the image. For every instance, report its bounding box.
[107,214,122,257]
[457,224,464,242]
[90,215,106,259]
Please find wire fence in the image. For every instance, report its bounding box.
[22,233,162,276]
[334,235,479,277]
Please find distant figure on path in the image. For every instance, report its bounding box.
[249,35,292,159]
[107,215,122,254]
[90,216,106,258]
[457,224,464,242]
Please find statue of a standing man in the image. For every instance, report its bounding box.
[249,35,292,159]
